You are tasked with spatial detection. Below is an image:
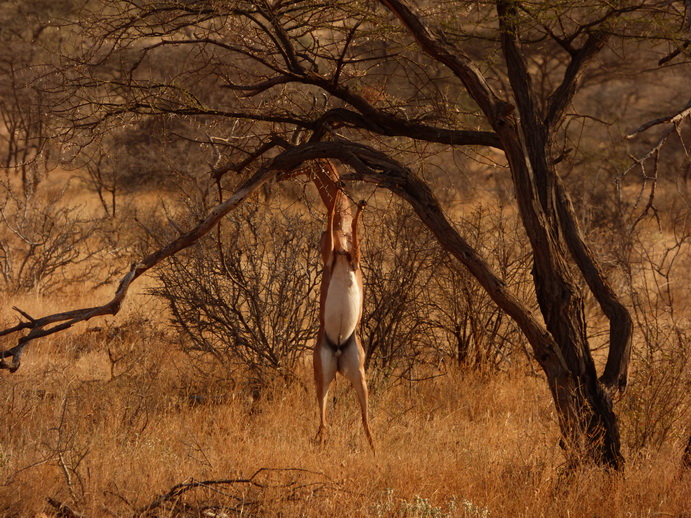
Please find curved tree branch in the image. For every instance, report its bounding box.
[0,163,279,372]
[545,31,608,129]
[554,174,633,392]
[310,108,503,149]
[267,140,569,382]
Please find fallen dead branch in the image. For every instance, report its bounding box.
[136,467,342,517]
[45,497,86,518]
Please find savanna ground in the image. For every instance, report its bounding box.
[1,291,689,517]
[1,172,690,517]
[3,1,691,515]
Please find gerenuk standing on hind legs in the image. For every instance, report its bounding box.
[313,186,374,452]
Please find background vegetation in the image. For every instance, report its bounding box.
[1,0,690,515]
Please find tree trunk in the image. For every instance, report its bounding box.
[493,0,624,467]
[379,0,626,469]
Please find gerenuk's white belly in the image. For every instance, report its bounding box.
[324,258,362,345]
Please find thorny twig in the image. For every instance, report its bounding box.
[625,98,691,140]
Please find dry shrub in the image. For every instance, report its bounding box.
[360,201,440,376]
[152,200,323,388]
[619,222,691,455]
[0,173,102,293]
[426,205,532,371]
[361,200,532,384]
[0,162,176,296]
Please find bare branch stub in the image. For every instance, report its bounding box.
[625,98,691,140]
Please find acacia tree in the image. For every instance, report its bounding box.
[2,0,690,468]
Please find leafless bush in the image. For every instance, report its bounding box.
[153,201,322,387]
[360,200,532,381]
[427,207,532,371]
[360,202,439,378]
[620,225,691,453]
[0,175,100,293]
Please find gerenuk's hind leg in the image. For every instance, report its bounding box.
[338,334,375,452]
[314,341,338,447]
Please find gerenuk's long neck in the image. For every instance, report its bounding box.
[310,160,352,234]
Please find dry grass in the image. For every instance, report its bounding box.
[1,171,690,516]
[1,288,690,517]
